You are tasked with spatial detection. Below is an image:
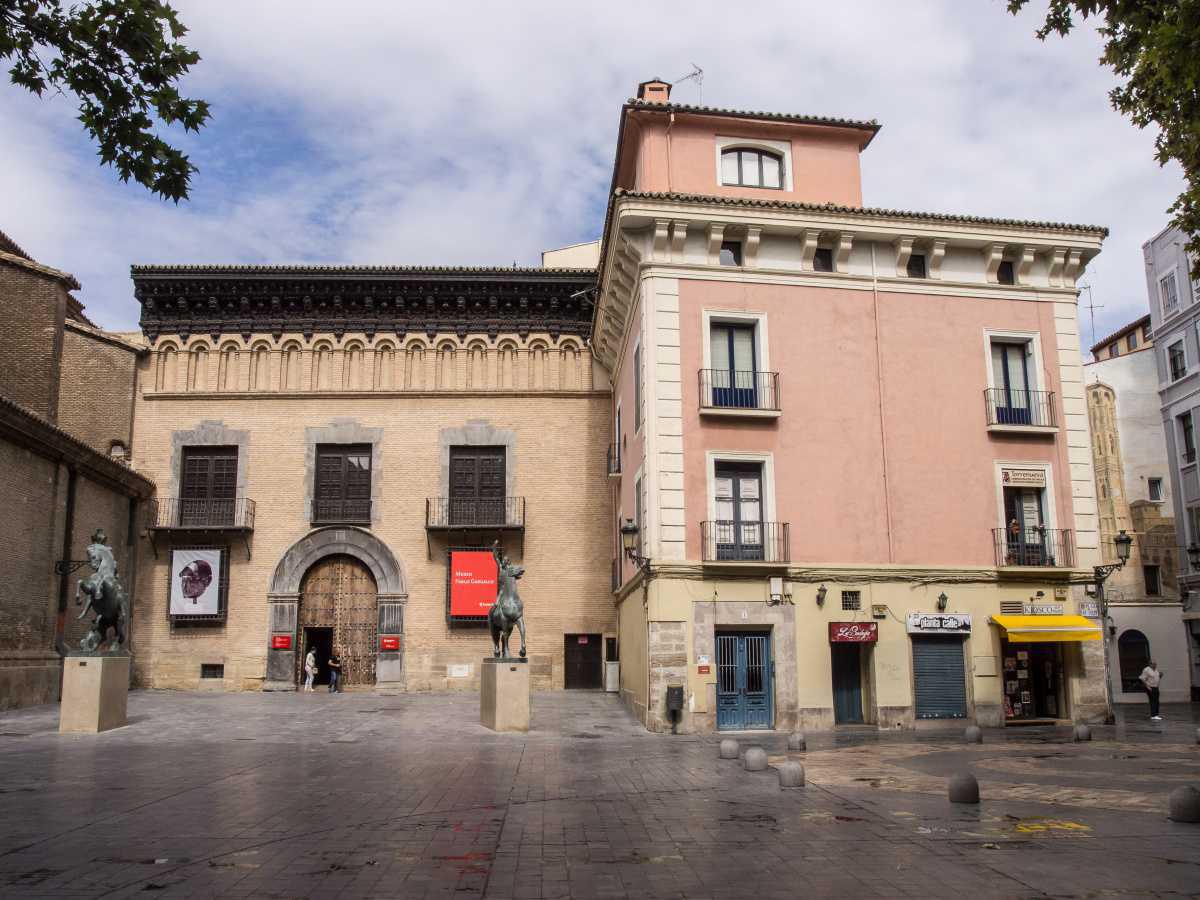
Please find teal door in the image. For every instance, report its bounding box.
[832,643,863,724]
[716,632,773,730]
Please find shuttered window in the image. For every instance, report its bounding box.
[180,447,237,526]
[912,637,967,719]
[314,445,372,523]
[449,446,506,525]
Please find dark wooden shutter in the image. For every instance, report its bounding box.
[180,447,237,526]
[449,447,505,525]
[314,445,371,523]
[912,637,967,719]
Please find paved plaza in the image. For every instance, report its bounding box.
[0,691,1198,899]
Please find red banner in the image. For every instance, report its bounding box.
[380,636,400,651]
[271,634,291,650]
[829,621,878,643]
[449,550,497,617]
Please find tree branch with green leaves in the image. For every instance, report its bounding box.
[1007,0,1200,273]
[1,0,210,202]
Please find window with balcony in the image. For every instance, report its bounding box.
[1179,411,1196,464]
[1169,340,1187,381]
[994,471,1072,567]
[1160,271,1180,316]
[701,316,779,413]
[986,337,1053,427]
[447,446,507,525]
[712,462,764,560]
[179,446,237,526]
[720,147,783,189]
[313,444,371,524]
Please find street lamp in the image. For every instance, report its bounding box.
[620,518,648,569]
[1094,529,1133,724]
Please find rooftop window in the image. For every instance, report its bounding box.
[720,148,783,189]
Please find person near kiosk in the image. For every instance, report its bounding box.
[1138,660,1163,721]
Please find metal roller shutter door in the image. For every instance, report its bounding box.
[913,637,967,719]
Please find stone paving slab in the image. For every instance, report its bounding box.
[0,690,1197,898]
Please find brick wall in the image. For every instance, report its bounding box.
[130,339,615,693]
[56,323,140,455]
[0,262,67,421]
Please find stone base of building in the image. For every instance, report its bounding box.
[480,658,530,732]
[59,654,129,733]
[0,649,62,711]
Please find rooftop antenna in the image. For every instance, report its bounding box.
[1079,283,1104,351]
[671,64,703,104]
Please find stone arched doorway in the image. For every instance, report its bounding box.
[298,555,378,687]
[264,526,407,692]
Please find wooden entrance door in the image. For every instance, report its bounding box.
[564,634,602,689]
[298,555,378,687]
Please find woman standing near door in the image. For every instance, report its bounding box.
[304,646,317,692]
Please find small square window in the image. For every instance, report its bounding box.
[1109,342,1120,358]
[813,248,834,273]
[719,241,742,267]
[1149,477,1163,501]
[841,590,861,611]
[906,254,927,278]
[1127,332,1138,351]
[997,260,1015,285]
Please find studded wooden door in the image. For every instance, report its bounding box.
[298,555,378,687]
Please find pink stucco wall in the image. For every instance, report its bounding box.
[618,115,866,207]
[613,296,645,585]
[678,280,1073,567]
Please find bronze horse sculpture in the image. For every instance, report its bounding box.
[75,530,129,652]
[488,541,526,659]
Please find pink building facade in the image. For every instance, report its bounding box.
[598,80,1108,733]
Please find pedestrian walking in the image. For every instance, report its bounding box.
[328,650,342,693]
[1138,659,1163,720]
[304,646,317,692]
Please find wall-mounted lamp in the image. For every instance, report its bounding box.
[1035,590,1045,599]
[815,584,827,606]
[620,518,649,569]
[936,592,949,611]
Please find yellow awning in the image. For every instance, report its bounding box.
[990,614,1101,643]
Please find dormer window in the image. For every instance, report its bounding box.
[720,148,783,189]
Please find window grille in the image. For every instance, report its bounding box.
[841,591,861,611]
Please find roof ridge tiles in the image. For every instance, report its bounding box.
[130,264,597,276]
[624,99,880,134]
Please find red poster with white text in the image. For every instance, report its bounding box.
[449,550,497,617]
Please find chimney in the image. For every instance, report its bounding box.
[636,78,672,104]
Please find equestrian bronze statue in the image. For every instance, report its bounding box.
[75,529,129,653]
[488,541,526,660]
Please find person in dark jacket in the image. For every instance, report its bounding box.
[328,650,343,693]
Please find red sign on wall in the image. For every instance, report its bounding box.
[379,636,400,651]
[271,634,291,650]
[448,550,498,618]
[829,621,878,643]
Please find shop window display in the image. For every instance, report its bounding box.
[1001,641,1066,720]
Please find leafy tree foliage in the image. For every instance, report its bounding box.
[1,0,209,201]
[1008,1,1200,270]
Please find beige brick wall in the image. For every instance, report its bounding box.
[0,263,67,421]
[130,335,616,692]
[57,324,139,455]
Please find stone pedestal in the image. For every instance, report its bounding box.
[480,658,529,733]
[59,654,129,734]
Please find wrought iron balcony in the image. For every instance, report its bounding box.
[993,527,1074,568]
[426,497,525,530]
[148,497,255,530]
[984,388,1056,429]
[699,370,781,413]
[701,520,790,563]
[312,498,372,526]
[607,444,621,476]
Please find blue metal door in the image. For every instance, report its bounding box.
[832,643,863,724]
[716,632,773,730]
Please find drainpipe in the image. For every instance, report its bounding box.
[869,244,895,562]
[665,113,675,193]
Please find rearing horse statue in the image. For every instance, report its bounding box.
[488,541,526,659]
[75,530,128,653]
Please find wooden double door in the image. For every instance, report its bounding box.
[298,555,378,687]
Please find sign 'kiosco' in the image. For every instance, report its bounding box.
[906,613,972,634]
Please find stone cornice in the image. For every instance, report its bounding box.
[132,267,597,343]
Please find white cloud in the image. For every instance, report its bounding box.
[0,0,1182,344]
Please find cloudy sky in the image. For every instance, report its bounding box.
[0,1,1184,349]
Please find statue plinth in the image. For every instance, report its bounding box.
[59,653,129,734]
[480,657,529,733]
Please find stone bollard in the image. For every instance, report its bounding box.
[1073,725,1092,743]
[743,746,768,772]
[777,761,805,788]
[964,725,983,744]
[1168,786,1200,823]
[719,738,739,760]
[787,731,806,752]
[948,772,980,804]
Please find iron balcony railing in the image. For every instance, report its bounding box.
[993,527,1074,568]
[607,443,621,476]
[984,388,1056,428]
[701,520,790,563]
[426,497,525,529]
[149,497,256,530]
[699,369,781,412]
[312,498,372,525]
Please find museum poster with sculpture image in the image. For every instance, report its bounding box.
[170,548,223,616]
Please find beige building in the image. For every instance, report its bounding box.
[128,265,616,693]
